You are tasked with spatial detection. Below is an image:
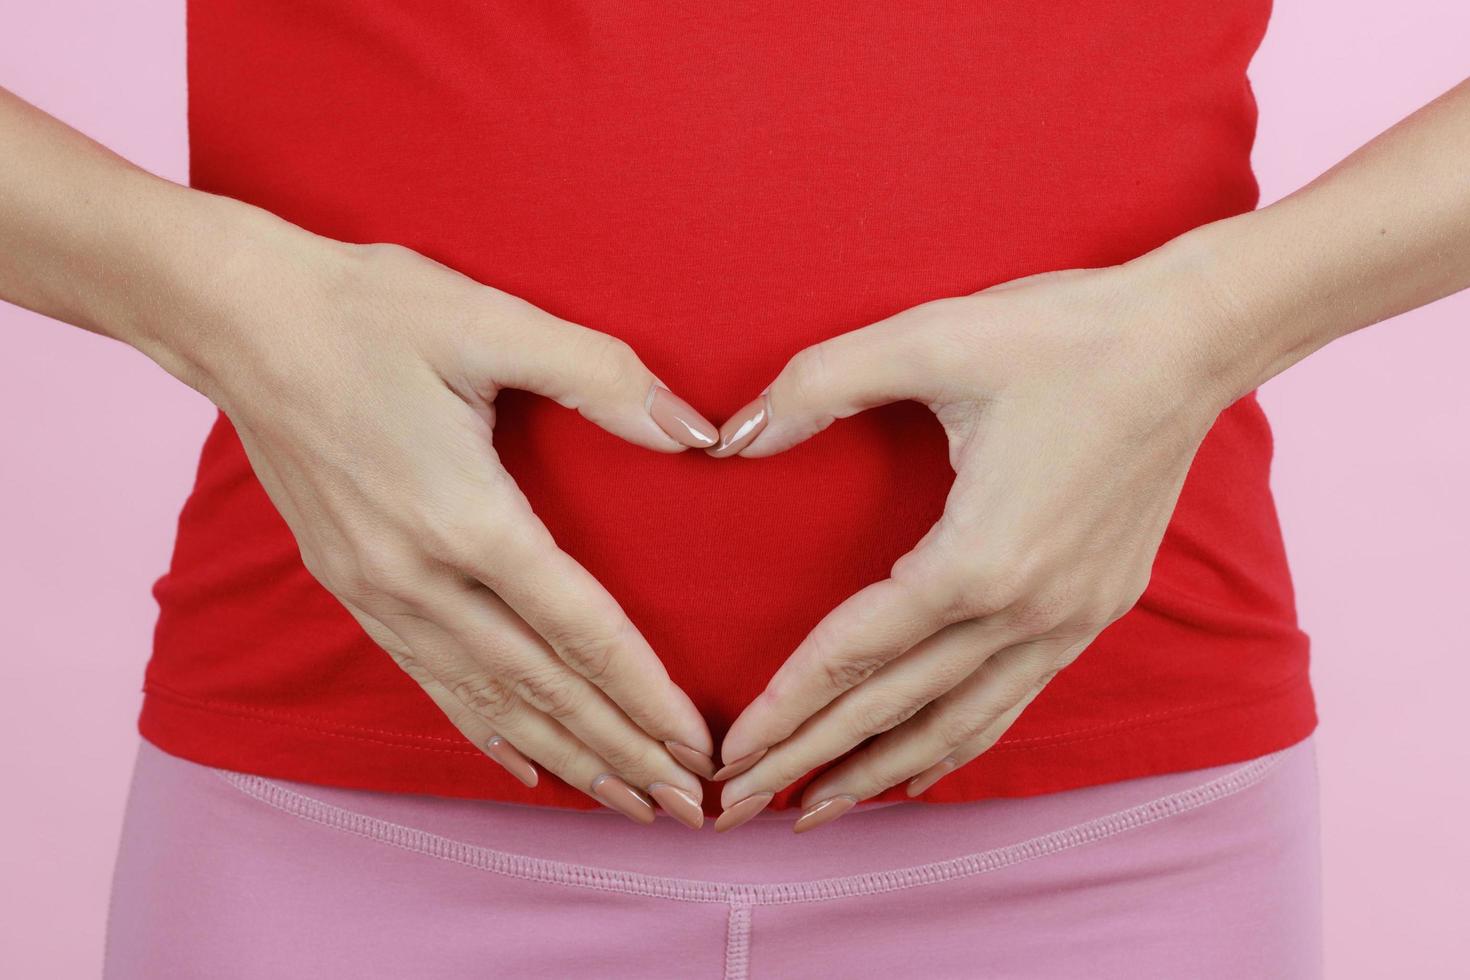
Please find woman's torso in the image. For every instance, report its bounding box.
[143,0,1313,813]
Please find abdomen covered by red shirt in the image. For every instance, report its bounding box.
[142,0,1313,812]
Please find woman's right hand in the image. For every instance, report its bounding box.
[143,204,718,827]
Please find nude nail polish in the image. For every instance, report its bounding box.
[647,386,719,448]
[706,392,770,458]
[665,740,717,779]
[715,792,774,833]
[712,747,768,781]
[793,794,858,833]
[648,782,705,830]
[907,756,958,797]
[591,773,657,825]
[485,736,538,788]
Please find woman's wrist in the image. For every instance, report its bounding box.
[0,88,346,400]
[1120,79,1470,414]
[109,186,339,398]
[1117,210,1313,414]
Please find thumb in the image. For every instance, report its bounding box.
[494,312,718,453]
[710,305,947,459]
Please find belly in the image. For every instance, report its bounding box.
[181,0,1277,728]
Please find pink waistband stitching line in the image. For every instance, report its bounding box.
[724,900,752,980]
[215,748,1288,906]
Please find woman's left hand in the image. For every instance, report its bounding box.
[714,258,1241,828]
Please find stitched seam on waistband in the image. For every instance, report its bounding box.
[215,748,1287,906]
[723,899,752,980]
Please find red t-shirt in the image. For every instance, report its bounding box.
[142,0,1314,815]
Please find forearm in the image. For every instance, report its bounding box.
[1138,77,1470,403]
[0,86,306,386]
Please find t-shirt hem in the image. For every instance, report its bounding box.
[137,673,1317,818]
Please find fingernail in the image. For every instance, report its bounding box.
[486,736,538,788]
[712,747,768,781]
[907,756,958,797]
[647,386,718,448]
[648,782,705,830]
[665,740,716,779]
[793,794,858,834]
[706,392,770,458]
[715,792,774,832]
[591,773,656,825]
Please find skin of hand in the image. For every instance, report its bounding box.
[709,262,1232,830]
[1,87,722,828]
[184,223,724,828]
[713,76,1470,832]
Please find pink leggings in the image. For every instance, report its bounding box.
[105,737,1322,978]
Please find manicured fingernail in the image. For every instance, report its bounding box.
[665,740,716,779]
[591,773,656,825]
[648,386,718,448]
[793,794,858,834]
[712,747,768,781]
[486,736,538,788]
[907,756,958,797]
[715,792,774,833]
[706,392,770,458]
[648,782,705,830]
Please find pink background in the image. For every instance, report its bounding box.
[2,2,1466,976]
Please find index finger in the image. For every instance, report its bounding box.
[717,551,963,768]
[454,486,715,768]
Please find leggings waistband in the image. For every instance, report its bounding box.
[212,741,1300,902]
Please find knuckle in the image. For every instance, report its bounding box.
[344,539,421,601]
[821,651,888,694]
[926,580,977,627]
[936,711,991,750]
[353,241,414,275]
[1006,590,1072,636]
[364,240,411,261]
[1052,641,1086,671]
[543,741,584,780]
[952,554,1032,619]
[301,547,363,600]
[995,657,1052,703]
[513,666,583,720]
[849,695,924,738]
[413,507,480,567]
[741,688,801,749]
[966,726,1004,757]
[382,645,429,680]
[462,536,515,589]
[929,655,979,693]
[888,549,927,587]
[890,552,963,623]
[448,674,517,720]
[459,524,533,587]
[1071,608,1113,637]
[841,751,901,796]
[592,738,649,777]
[1031,666,1062,689]
[318,557,376,603]
[582,333,639,391]
[1067,593,1125,637]
[549,623,624,686]
[785,342,835,405]
[909,304,973,376]
[959,577,1021,620]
